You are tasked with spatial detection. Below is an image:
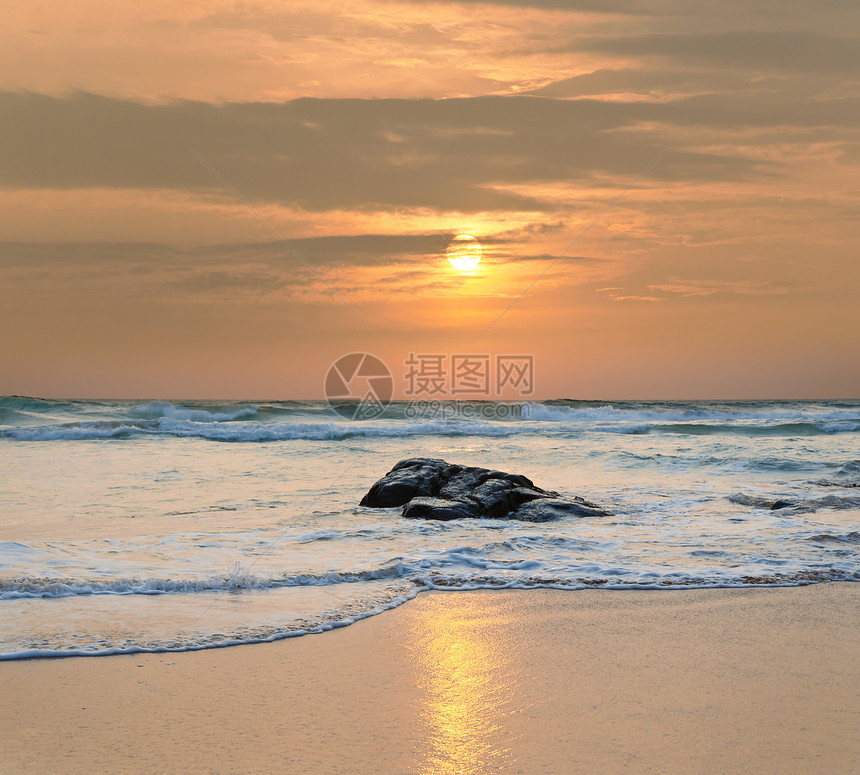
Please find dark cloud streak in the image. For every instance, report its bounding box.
[579,32,860,73]
[0,91,772,212]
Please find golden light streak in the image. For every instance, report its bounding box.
[409,595,518,775]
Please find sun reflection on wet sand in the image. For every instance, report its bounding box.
[409,593,521,775]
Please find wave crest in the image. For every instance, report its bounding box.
[0,564,411,600]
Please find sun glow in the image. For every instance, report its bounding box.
[447,234,482,272]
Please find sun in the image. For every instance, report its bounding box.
[447,234,482,272]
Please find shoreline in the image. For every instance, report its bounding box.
[2,584,859,774]
[4,579,856,663]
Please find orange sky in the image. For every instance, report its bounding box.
[1,0,858,398]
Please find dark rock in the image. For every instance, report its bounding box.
[770,499,794,510]
[360,458,609,521]
[516,498,608,522]
[359,458,447,507]
[402,497,482,521]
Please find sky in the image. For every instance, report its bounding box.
[1,0,858,399]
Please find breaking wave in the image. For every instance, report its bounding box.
[0,564,411,600]
[3,414,859,443]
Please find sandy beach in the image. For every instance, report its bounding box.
[2,583,858,774]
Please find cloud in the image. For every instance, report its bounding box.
[405,0,661,11]
[0,91,773,213]
[414,0,859,12]
[0,235,475,304]
[647,279,794,297]
[581,32,860,74]
[608,294,663,301]
[490,253,603,264]
[0,234,456,270]
[525,69,738,100]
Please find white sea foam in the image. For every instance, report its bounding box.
[4,416,860,442]
[0,418,522,442]
[0,588,422,661]
[130,401,260,422]
[0,564,414,600]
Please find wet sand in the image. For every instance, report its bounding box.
[2,584,859,774]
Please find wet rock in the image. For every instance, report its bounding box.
[359,457,447,507]
[402,497,482,521]
[516,497,609,522]
[360,458,609,522]
[770,499,795,510]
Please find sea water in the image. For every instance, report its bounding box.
[1,397,858,659]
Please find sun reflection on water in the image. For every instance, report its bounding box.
[409,596,519,775]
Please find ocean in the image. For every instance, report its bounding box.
[1,396,858,659]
